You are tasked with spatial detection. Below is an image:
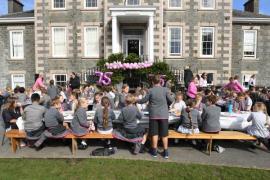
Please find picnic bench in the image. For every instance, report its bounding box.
[5,129,256,155]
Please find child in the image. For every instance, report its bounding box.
[194,93,206,114]
[40,88,51,109]
[177,99,201,134]
[71,98,95,149]
[15,87,27,105]
[44,97,69,139]
[201,95,224,153]
[94,96,116,148]
[92,92,102,110]
[247,102,270,149]
[47,80,58,99]
[118,94,148,154]
[118,84,129,109]
[170,91,186,116]
[245,92,253,111]
[233,93,246,112]
[94,96,116,134]
[67,91,79,113]
[2,97,22,130]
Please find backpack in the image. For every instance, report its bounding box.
[91,147,117,156]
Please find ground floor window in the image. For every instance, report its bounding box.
[54,74,67,87]
[11,74,25,89]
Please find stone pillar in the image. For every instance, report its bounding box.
[112,15,119,53]
[148,15,154,62]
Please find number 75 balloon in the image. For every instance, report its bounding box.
[95,71,113,86]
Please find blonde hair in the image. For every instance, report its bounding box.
[125,94,136,105]
[76,97,87,111]
[253,102,269,125]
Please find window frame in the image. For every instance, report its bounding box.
[243,30,257,59]
[125,0,141,6]
[84,26,99,58]
[53,74,67,87]
[11,74,25,89]
[52,27,67,58]
[200,0,215,10]
[84,0,98,9]
[9,30,24,60]
[168,26,182,57]
[52,0,66,10]
[200,27,215,58]
[168,0,182,9]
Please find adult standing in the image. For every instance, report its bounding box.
[187,76,198,99]
[248,74,256,89]
[137,75,174,159]
[184,66,193,89]
[33,74,46,92]
[223,76,244,93]
[199,73,208,88]
[69,72,80,91]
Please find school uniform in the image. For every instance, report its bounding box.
[201,105,221,133]
[233,100,246,111]
[44,107,68,137]
[247,112,270,138]
[47,85,58,99]
[71,107,90,136]
[177,108,201,134]
[94,107,116,134]
[118,92,128,109]
[118,105,145,136]
[137,86,174,137]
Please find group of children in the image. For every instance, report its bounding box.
[1,74,270,157]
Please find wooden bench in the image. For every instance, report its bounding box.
[5,130,256,156]
[5,130,113,155]
[168,130,257,155]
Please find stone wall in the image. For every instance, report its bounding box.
[0,23,35,89]
[232,23,270,86]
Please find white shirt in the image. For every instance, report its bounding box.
[199,78,208,87]
[248,78,256,87]
[172,100,186,113]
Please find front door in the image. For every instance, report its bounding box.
[127,39,140,56]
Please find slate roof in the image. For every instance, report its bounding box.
[233,9,270,18]
[0,10,34,18]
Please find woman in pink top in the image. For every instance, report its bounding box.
[223,76,244,93]
[33,74,46,91]
[187,77,198,99]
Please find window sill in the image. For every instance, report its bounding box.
[197,57,216,60]
[165,8,185,11]
[197,9,217,11]
[82,57,100,59]
[49,57,69,60]
[50,9,68,12]
[8,58,25,61]
[165,56,184,60]
[242,58,259,61]
[81,8,100,11]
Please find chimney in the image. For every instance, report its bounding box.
[244,0,259,14]
[8,0,24,14]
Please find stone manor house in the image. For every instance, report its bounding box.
[0,0,270,89]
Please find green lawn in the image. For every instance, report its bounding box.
[0,159,269,180]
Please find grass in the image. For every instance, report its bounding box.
[0,159,269,180]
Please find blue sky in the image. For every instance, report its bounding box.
[0,0,269,15]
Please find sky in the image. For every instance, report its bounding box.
[0,0,269,15]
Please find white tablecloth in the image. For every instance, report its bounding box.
[63,111,179,124]
[219,112,252,131]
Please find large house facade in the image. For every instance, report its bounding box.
[0,0,269,89]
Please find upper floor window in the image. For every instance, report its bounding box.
[9,30,24,59]
[52,27,67,57]
[169,0,182,8]
[126,0,140,6]
[85,0,97,8]
[53,0,65,9]
[243,30,257,59]
[200,27,214,57]
[168,27,182,56]
[84,27,99,57]
[201,0,215,9]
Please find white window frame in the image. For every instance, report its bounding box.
[200,0,215,10]
[125,0,141,6]
[168,27,182,57]
[84,0,98,9]
[52,0,66,10]
[52,27,67,58]
[9,30,24,59]
[53,74,67,87]
[11,74,25,89]
[200,27,215,58]
[84,26,99,58]
[243,30,257,59]
[168,0,182,9]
